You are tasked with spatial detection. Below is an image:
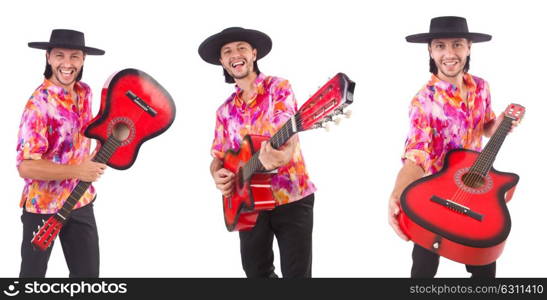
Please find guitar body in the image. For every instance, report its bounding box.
[399,149,519,265]
[85,68,176,170]
[32,68,175,251]
[223,135,276,232]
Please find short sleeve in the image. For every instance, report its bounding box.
[483,80,496,124]
[402,95,434,173]
[211,108,228,160]
[271,79,297,127]
[16,98,49,167]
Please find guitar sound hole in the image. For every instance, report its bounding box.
[112,122,131,142]
[462,173,485,188]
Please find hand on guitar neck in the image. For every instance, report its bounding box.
[17,157,106,183]
[484,111,522,138]
[73,155,107,182]
[258,135,297,171]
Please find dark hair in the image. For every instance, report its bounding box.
[428,40,470,75]
[44,49,84,82]
[223,60,260,83]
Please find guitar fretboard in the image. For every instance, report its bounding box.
[241,114,301,182]
[55,136,121,221]
[469,116,514,176]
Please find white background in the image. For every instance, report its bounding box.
[0,0,545,277]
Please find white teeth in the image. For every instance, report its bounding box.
[232,61,244,67]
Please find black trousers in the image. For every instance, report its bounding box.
[411,243,496,278]
[20,203,100,278]
[239,193,314,278]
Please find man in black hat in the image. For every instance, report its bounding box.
[388,16,519,278]
[200,27,316,278]
[16,29,106,277]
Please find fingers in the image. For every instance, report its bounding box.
[217,180,234,195]
[216,168,234,178]
[388,196,409,241]
[259,141,287,170]
[214,169,234,184]
[389,214,409,241]
[259,141,274,170]
[389,200,400,216]
[94,162,107,176]
[214,168,235,195]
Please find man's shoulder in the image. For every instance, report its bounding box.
[28,81,51,105]
[216,92,237,114]
[468,74,489,89]
[76,81,92,94]
[414,79,436,101]
[262,74,290,90]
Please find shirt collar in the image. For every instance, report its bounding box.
[42,79,84,96]
[428,73,476,93]
[234,73,267,108]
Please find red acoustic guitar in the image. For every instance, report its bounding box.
[31,68,176,251]
[222,73,355,231]
[399,103,525,265]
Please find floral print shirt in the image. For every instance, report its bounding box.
[403,73,496,175]
[212,73,316,205]
[16,79,96,214]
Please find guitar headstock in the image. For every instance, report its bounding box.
[504,103,525,122]
[31,216,64,251]
[297,73,355,131]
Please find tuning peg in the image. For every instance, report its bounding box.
[37,225,41,230]
[42,219,45,224]
[334,117,342,125]
[32,231,36,237]
[343,109,353,118]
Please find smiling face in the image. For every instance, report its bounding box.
[429,38,471,84]
[219,41,257,81]
[46,48,85,90]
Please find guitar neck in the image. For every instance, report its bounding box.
[470,116,514,176]
[55,136,121,221]
[241,114,301,182]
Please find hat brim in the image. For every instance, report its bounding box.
[198,29,272,65]
[28,42,105,55]
[405,32,492,43]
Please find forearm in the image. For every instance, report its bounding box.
[18,159,77,181]
[391,160,425,199]
[483,113,504,138]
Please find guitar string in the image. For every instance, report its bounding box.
[240,88,345,181]
[449,117,510,204]
[58,136,119,219]
[448,116,513,211]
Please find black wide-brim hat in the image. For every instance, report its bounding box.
[28,29,105,55]
[406,16,491,43]
[198,27,272,65]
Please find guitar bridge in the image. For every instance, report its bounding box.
[431,195,483,221]
[126,90,158,117]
